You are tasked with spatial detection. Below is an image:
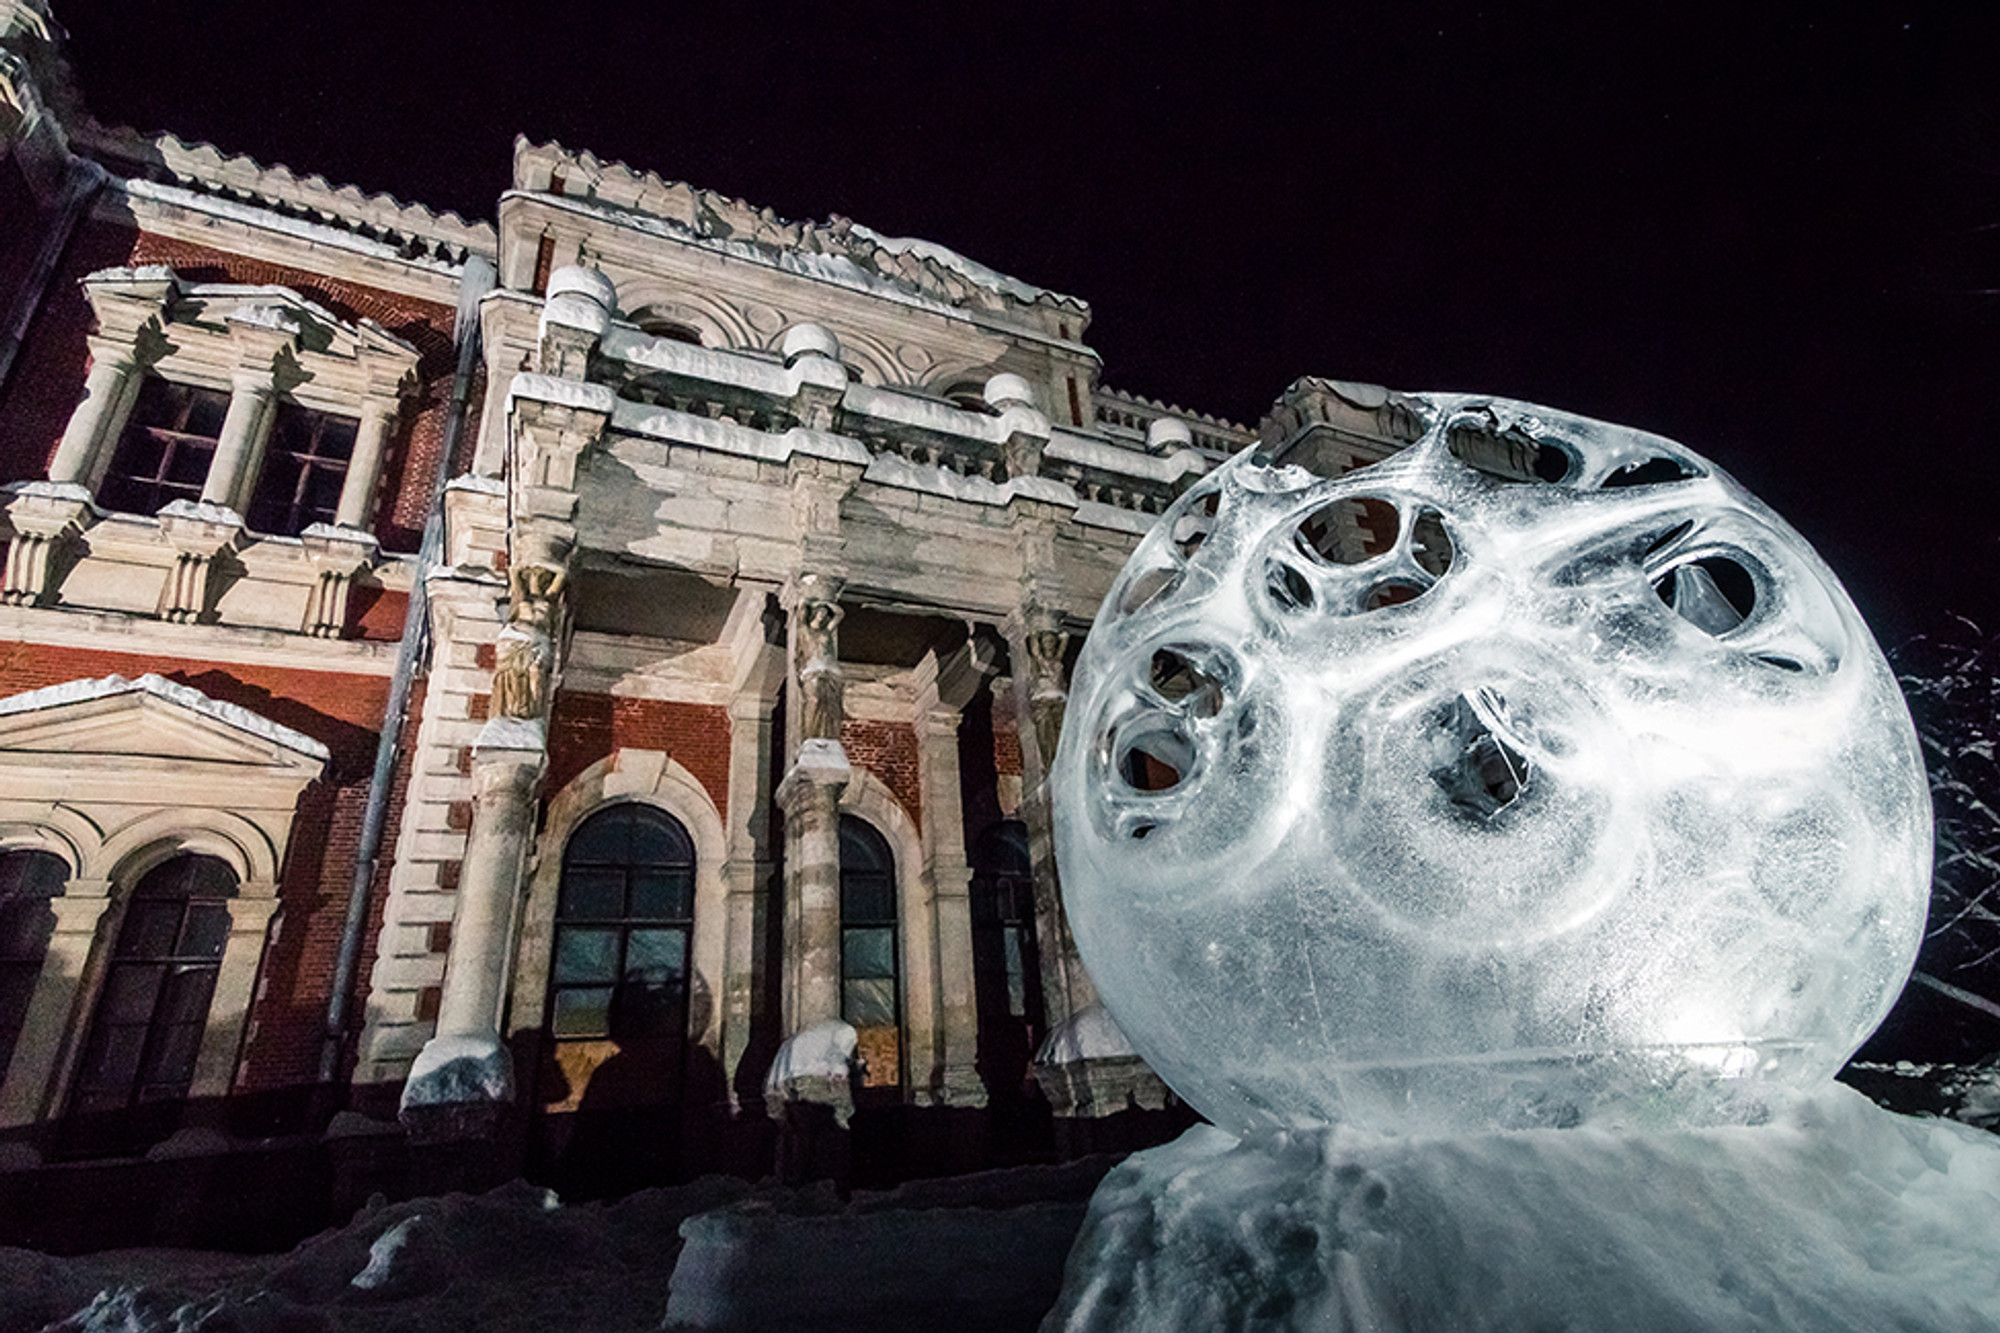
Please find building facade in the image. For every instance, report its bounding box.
[0,1,1419,1230]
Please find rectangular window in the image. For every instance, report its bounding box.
[98,377,230,517]
[246,403,358,536]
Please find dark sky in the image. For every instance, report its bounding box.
[50,2,2000,645]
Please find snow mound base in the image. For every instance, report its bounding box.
[1045,1084,2000,1332]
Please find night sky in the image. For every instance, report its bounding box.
[48,2,2000,646]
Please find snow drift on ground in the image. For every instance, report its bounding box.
[0,1157,1114,1333]
[1045,1082,2000,1332]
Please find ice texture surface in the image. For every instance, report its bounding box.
[1052,394,1933,1135]
[1045,1085,2000,1332]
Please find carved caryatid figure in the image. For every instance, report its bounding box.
[1024,624,1070,766]
[797,596,845,741]
[491,562,566,720]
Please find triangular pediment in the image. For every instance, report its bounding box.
[0,675,329,778]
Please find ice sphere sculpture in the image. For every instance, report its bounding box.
[1052,395,1933,1136]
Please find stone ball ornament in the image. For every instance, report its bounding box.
[1051,395,1933,1137]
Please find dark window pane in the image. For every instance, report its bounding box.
[623,928,686,984]
[842,927,895,982]
[629,868,692,921]
[182,389,230,438]
[163,438,214,486]
[0,850,67,899]
[80,1023,149,1092]
[552,986,612,1038]
[156,966,218,1025]
[178,903,230,960]
[115,903,180,960]
[628,813,691,867]
[843,977,897,1028]
[0,898,54,960]
[98,965,164,1024]
[554,926,620,984]
[317,418,358,460]
[565,807,634,864]
[841,873,894,925]
[839,817,892,875]
[138,1019,205,1093]
[558,868,624,920]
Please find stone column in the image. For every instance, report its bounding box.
[777,572,847,1036]
[0,882,111,1131]
[332,393,400,529]
[187,893,281,1100]
[1006,603,1099,1030]
[400,729,547,1131]
[917,702,983,1107]
[47,343,138,487]
[199,367,276,511]
[401,557,565,1136]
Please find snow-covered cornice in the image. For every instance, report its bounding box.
[0,673,331,761]
[73,120,495,266]
[512,138,1088,320]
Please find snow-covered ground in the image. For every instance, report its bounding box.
[8,1086,2000,1332]
[0,1157,1113,1333]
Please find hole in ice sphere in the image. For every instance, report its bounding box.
[1116,722,1194,793]
[1128,821,1156,840]
[1171,490,1222,558]
[1601,455,1700,488]
[1297,497,1399,564]
[1653,555,1755,635]
[1642,521,1697,560]
[1430,690,1532,819]
[1120,565,1181,616]
[1363,580,1424,610]
[1755,654,1805,673]
[1266,560,1314,612]
[1173,513,1209,558]
[1149,647,1228,717]
[1447,415,1574,484]
[1411,507,1454,577]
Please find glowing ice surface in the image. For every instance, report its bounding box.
[1052,395,1933,1135]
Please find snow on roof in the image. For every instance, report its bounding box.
[73,119,494,259]
[0,674,332,761]
[513,138,1088,318]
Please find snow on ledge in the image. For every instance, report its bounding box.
[507,372,618,416]
[0,674,331,761]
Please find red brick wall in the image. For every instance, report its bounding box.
[544,691,731,819]
[0,219,464,553]
[992,712,1022,778]
[841,718,923,831]
[0,642,409,1092]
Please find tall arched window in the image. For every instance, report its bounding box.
[971,821,1043,1028]
[549,804,696,1048]
[534,803,698,1196]
[0,850,65,1083]
[70,854,235,1144]
[839,815,900,1092]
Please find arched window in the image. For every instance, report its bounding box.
[971,821,1043,1030]
[0,850,65,1083]
[70,854,235,1136]
[549,804,696,1046]
[839,815,900,1092]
